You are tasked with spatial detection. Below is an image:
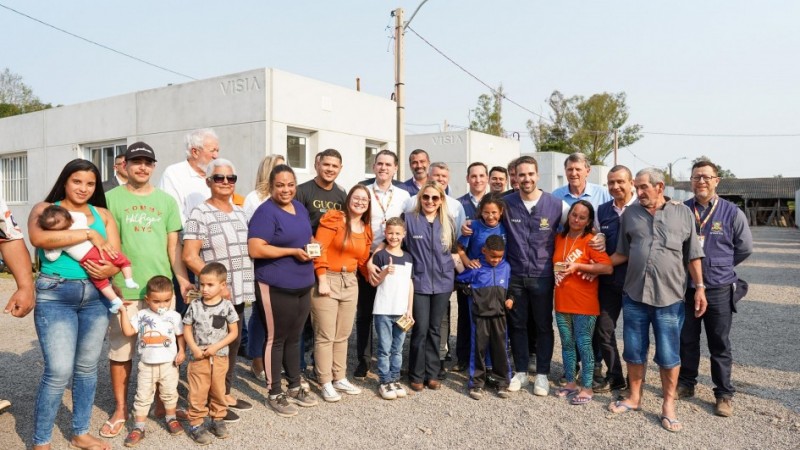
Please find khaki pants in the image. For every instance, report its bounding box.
[133,361,179,418]
[310,272,358,384]
[187,356,228,426]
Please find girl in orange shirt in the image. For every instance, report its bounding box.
[553,200,613,405]
[311,185,373,402]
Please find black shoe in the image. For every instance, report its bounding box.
[354,363,368,380]
[223,409,240,423]
[609,377,627,391]
[438,361,448,380]
[444,353,453,362]
[228,399,253,411]
[676,385,695,399]
[593,377,611,393]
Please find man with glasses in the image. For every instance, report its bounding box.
[677,160,752,418]
[101,142,191,437]
[103,154,128,192]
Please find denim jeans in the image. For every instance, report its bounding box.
[374,315,406,384]
[622,295,684,369]
[408,293,450,383]
[33,274,109,446]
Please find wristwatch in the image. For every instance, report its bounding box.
[695,283,706,289]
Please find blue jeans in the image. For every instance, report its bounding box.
[374,315,406,384]
[33,274,109,446]
[622,295,684,369]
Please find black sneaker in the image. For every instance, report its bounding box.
[268,393,298,418]
[609,377,627,392]
[287,387,319,407]
[354,363,368,380]
[189,425,213,446]
[438,362,448,380]
[208,419,229,439]
[228,399,253,411]
[223,409,240,423]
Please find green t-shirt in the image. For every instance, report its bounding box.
[106,186,182,299]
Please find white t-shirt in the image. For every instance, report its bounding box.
[366,183,410,252]
[130,309,183,364]
[44,211,93,262]
[158,160,210,225]
[372,249,413,316]
[243,190,267,223]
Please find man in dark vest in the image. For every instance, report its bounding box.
[592,165,636,394]
[677,160,752,418]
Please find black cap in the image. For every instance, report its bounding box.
[125,142,157,162]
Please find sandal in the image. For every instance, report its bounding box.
[608,400,641,414]
[556,387,578,398]
[660,415,683,433]
[98,418,125,438]
[570,395,593,405]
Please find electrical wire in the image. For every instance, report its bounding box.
[0,2,196,80]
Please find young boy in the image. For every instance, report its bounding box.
[370,217,414,400]
[38,204,138,313]
[117,275,185,446]
[455,235,514,400]
[183,262,239,445]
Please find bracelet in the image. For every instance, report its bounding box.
[85,229,91,241]
[695,283,706,289]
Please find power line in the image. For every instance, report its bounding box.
[641,131,800,138]
[0,2,197,80]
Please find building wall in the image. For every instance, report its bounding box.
[403,130,519,197]
[0,68,396,251]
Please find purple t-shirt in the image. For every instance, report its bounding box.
[248,199,315,290]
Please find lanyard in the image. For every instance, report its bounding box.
[372,185,394,223]
[693,198,718,236]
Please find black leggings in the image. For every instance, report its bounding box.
[255,282,312,396]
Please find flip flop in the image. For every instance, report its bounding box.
[608,400,641,414]
[570,395,593,405]
[660,415,683,433]
[556,387,578,398]
[98,418,125,438]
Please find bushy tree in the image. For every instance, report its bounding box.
[0,68,51,118]
[527,90,642,165]
[469,85,505,137]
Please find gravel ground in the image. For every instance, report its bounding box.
[0,227,798,449]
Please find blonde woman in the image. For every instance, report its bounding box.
[404,182,455,392]
[243,155,285,221]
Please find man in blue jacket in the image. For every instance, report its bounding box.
[677,160,752,418]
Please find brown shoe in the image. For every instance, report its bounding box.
[166,418,183,435]
[714,397,733,417]
[675,385,695,399]
[425,379,441,390]
[124,428,145,447]
[410,382,424,392]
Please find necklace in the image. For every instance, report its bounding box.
[562,233,581,261]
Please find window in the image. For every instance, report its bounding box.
[286,128,313,170]
[0,153,28,203]
[82,142,126,182]
[364,140,385,175]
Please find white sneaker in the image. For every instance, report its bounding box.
[321,382,341,402]
[332,378,362,395]
[533,374,550,396]
[391,382,407,398]
[508,372,529,392]
[124,278,140,289]
[379,383,397,400]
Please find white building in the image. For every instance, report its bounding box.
[0,68,397,239]
[404,130,520,196]
[527,151,609,193]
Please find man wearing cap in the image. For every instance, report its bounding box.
[99,141,190,438]
[676,160,752,418]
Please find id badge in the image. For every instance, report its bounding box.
[698,235,705,247]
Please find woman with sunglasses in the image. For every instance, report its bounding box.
[182,158,255,420]
[248,164,318,417]
[404,182,456,392]
[310,185,373,402]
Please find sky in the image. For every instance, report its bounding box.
[1,0,799,179]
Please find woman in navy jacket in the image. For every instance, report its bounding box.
[404,182,456,391]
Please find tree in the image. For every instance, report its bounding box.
[526,90,642,165]
[691,156,736,178]
[0,68,51,118]
[469,84,505,137]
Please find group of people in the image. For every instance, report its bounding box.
[0,128,753,449]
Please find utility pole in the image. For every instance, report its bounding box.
[613,129,618,165]
[393,8,405,180]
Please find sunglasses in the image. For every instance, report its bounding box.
[210,174,238,184]
[421,194,441,202]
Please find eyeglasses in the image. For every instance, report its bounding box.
[690,175,718,183]
[421,194,441,202]
[210,174,238,184]
[351,196,370,205]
